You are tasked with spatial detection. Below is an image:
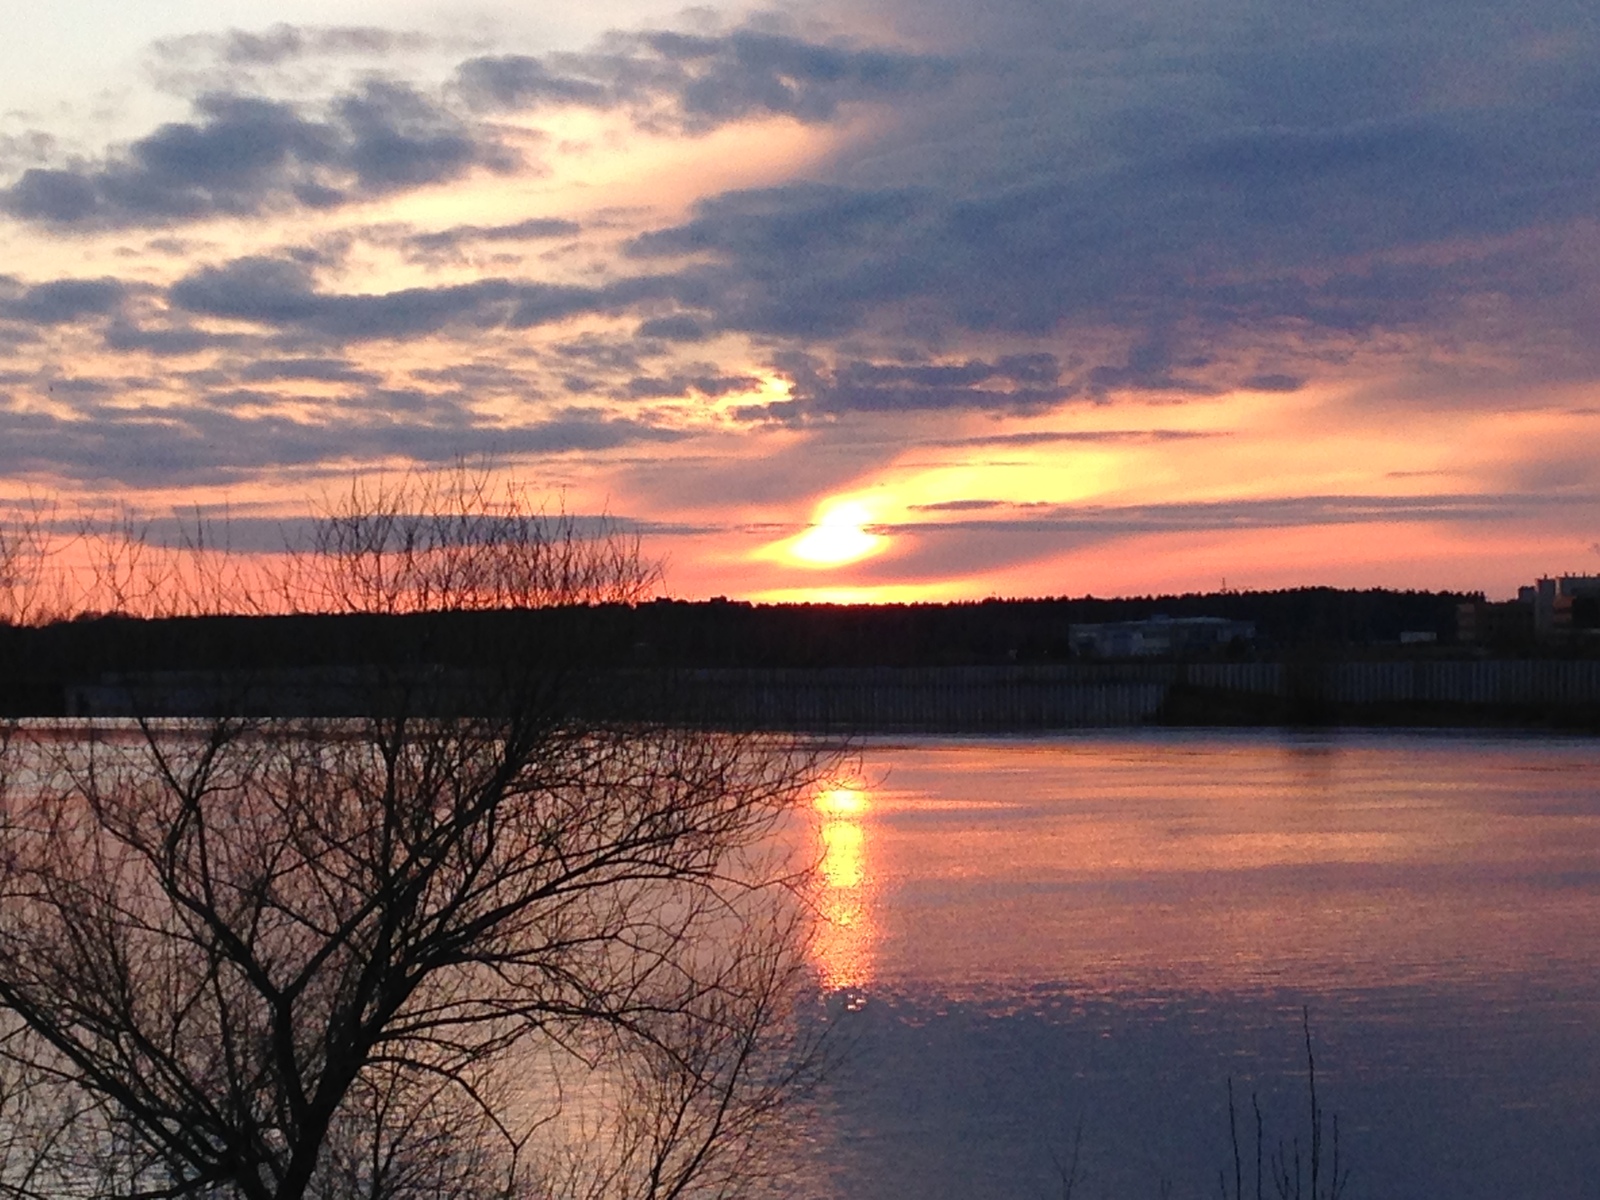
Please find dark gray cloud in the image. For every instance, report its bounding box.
[5,18,947,232]
[103,321,252,357]
[408,362,537,393]
[0,277,127,324]
[887,492,1578,537]
[142,25,454,107]
[334,81,496,192]
[616,0,1600,394]
[31,376,119,399]
[931,429,1230,449]
[152,25,438,69]
[2,82,509,229]
[620,371,761,400]
[552,333,659,372]
[838,355,1061,389]
[167,256,615,340]
[0,131,56,176]
[455,57,611,110]
[729,352,1074,421]
[11,0,1600,498]
[1239,374,1306,394]
[631,173,1397,359]
[237,357,382,384]
[634,313,712,342]
[0,394,685,487]
[405,217,582,258]
[627,183,930,337]
[910,499,1039,513]
[456,25,951,130]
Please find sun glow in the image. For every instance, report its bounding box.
[815,786,869,816]
[786,500,886,567]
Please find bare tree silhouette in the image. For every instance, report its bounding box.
[0,496,60,626]
[0,472,830,1200]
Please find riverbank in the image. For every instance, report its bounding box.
[45,660,1600,730]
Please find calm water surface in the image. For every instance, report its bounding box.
[792,731,1600,1200]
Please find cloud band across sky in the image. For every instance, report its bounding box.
[2,0,1598,599]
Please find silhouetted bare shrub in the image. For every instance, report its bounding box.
[1220,1010,1349,1200]
[0,473,829,1200]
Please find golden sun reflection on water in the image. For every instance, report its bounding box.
[801,737,1600,1002]
[820,820,865,889]
[815,785,868,817]
[810,784,877,995]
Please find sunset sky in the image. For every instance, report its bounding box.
[3,0,1599,601]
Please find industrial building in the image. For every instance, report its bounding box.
[1067,615,1256,659]
[1518,576,1600,639]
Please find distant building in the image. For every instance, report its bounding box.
[1483,575,1600,643]
[1520,576,1600,639]
[1068,615,1255,659]
[1456,599,1535,647]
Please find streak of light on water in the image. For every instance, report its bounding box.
[779,731,1600,1200]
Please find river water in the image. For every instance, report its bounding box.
[791,732,1600,1200]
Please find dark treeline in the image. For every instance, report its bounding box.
[0,588,1483,714]
[610,587,1477,665]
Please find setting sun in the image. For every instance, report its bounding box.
[787,501,887,568]
[6,0,1600,1196]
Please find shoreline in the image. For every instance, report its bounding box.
[30,662,1600,732]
